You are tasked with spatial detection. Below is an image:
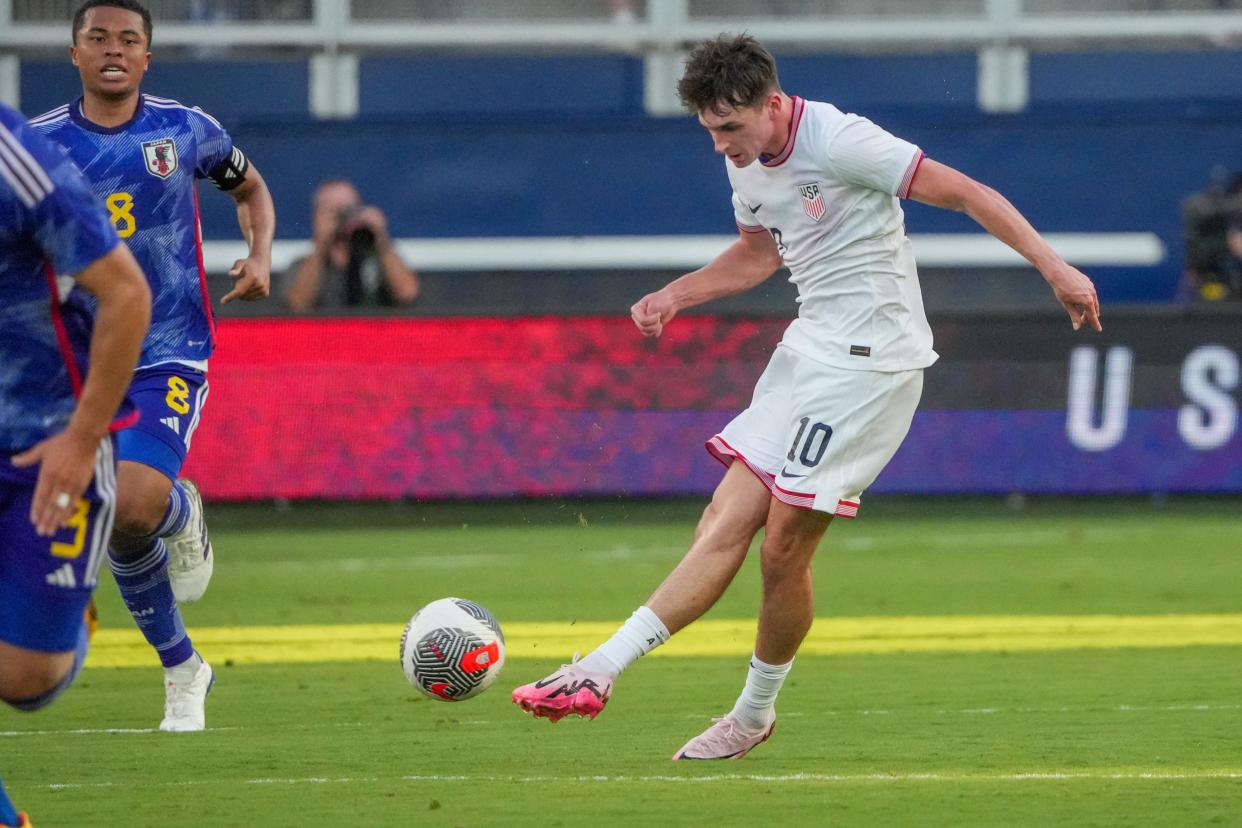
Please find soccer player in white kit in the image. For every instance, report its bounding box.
[513,34,1102,759]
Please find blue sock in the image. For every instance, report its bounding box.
[153,480,191,538]
[108,540,194,668]
[0,777,19,827]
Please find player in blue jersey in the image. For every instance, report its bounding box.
[0,102,150,828]
[32,0,276,732]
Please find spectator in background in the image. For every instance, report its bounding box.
[285,180,420,312]
[1228,188,1242,288]
[610,0,637,24]
[1181,168,1242,301]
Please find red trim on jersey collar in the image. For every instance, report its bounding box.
[761,96,805,168]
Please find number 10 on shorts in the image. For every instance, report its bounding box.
[787,417,833,467]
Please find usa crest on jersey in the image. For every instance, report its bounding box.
[142,137,178,179]
[798,182,826,222]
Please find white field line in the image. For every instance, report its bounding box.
[8,703,1238,738]
[796,703,1242,717]
[236,553,508,572]
[0,726,240,737]
[35,769,1242,791]
[0,722,362,738]
[228,523,1224,567]
[229,545,688,572]
[837,524,1238,553]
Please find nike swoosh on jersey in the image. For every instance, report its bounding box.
[745,201,763,213]
[780,466,807,479]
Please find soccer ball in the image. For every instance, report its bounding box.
[400,597,506,701]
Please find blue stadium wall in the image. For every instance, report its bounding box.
[21,49,1242,302]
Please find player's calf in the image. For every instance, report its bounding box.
[108,537,213,728]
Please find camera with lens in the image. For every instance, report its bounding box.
[332,204,393,305]
[334,204,376,248]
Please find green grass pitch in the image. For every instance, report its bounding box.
[7,498,1242,826]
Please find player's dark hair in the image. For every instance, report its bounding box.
[677,34,780,115]
[72,0,153,47]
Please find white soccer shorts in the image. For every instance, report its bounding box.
[706,344,923,518]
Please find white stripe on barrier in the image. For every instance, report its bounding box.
[201,232,1165,274]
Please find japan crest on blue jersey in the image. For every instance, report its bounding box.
[30,93,236,368]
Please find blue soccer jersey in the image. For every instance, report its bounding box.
[31,94,237,368]
[0,103,123,453]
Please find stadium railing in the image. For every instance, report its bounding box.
[4,0,1238,304]
[5,0,1242,115]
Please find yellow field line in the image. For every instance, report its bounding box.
[84,613,1242,668]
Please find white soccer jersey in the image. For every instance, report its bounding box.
[728,96,938,372]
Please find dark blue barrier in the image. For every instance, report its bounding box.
[1030,49,1242,105]
[358,54,644,116]
[20,49,1242,302]
[20,58,309,120]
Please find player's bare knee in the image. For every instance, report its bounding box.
[759,535,814,580]
[693,499,722,542]
[697,511,762,563]
[694,499,736,546]
[112,489,165,538]
[0,662,68,709]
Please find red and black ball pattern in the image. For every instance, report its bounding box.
[401,597,506,701]
[409,626,497,700]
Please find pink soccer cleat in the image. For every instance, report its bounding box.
[511,658,614,723]
[672,712,776,760]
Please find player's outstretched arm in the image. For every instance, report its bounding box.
[908,158,1102,332]
[12,245,150,535]
[221,161,276,304]
[631,228,782,338]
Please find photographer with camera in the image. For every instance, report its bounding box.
[1180,167,1242,302]
[284,180,420,312]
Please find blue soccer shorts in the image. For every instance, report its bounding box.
[0,437,117,653]
[116,366,209,482]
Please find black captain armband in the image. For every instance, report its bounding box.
[208,146,250,191]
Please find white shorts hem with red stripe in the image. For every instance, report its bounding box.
[703,344,924,520]
[705,435,862,519]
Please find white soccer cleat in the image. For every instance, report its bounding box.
[159,656,215,733]
[166,478,213,604]
[673,712,775,760]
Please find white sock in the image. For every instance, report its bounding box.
[579,606,669,676]
[164,651,203,682]
[730,653,793,730]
